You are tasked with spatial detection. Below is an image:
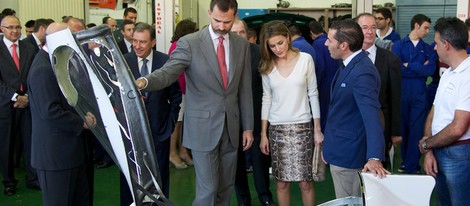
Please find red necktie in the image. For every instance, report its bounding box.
[11,43,20,71]
[11,43,23,92]
[216,36,228,89]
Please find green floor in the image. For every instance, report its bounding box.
[0,147,437,205]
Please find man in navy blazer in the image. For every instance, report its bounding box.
[120,22,181,205]
[323,19,389,198]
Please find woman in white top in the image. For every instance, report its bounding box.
[259,21,323,206]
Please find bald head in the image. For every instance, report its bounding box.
[63,17,84,32]
[45,22,69,36]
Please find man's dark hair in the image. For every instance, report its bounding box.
[465,18,470,29]
[134,22,155,40]
[102,16,111,24]
[171,19,197,42]
[375,7,392,21]
[210,0,238,15]
[33,18,54,32]
[25,20,35,28]
[124,7,138,16]
[120,19,135,31]
[434,17,468,50]
[287,24,301,36]
[308,20,324,35]
[247,28,257,40]
[329,19,364,52]
[1,8,16,16]
[410,14,431,31]
[86,23,96,28]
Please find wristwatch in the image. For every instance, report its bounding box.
[422,139,428,150]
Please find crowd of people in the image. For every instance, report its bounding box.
[1,0,470,205]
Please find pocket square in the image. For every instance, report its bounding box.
[341,83,346,87]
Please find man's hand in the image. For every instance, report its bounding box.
[418,136,430,154]
[13,95,29,109]
[83,112,97,129]
[135,78,147,90]
[423,151,438,177]
[242,130,253,151]
[13,95,29,108]
[391,136,402,146]
[362,159,390,178]
[260,133,269,155]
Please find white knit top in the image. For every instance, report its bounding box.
[261,52,321,125]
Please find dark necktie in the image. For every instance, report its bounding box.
[140,58,149,97]
[216,36,228,89]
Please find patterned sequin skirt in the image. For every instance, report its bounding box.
[269,122,313,182]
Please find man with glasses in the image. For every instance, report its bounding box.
[0,15,38,196]
[375,7,401,43]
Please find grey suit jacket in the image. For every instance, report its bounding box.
[144,27,253,152]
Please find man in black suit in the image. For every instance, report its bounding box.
[113,7,138,43]
[117,19,135,55]
[21,18,54,54]
[120,22,181,205]
[0,15,38,196]
[28,22,96,205]
[231,19,274,206]
[356,13,402,166]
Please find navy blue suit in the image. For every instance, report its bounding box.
[323,51,385,169]
[120,50,181,205]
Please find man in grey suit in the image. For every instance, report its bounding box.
[135,0,254,205]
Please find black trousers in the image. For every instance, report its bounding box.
[37,164,90,206]
[0,107,36,187]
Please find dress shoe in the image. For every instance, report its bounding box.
[3,186,16,196]
[170,158,188,169]
[96,160,114,169]
[262,200,275,206]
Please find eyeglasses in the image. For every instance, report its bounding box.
[1,25,22,30]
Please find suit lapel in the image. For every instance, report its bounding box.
[0,39,19,75]
[129,52,140,78]
[228,33,238,86]
[374,48,385,73]
[199,28,225,89]
[330,51,366,102]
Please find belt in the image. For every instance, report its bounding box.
[450,139,470,147]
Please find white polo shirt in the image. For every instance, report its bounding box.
[432,56,470,141]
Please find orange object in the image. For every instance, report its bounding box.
[89,0,117,9]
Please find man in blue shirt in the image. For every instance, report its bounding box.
[392,14,436,174]
[288,24,316,62]
[308,21,338,131]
